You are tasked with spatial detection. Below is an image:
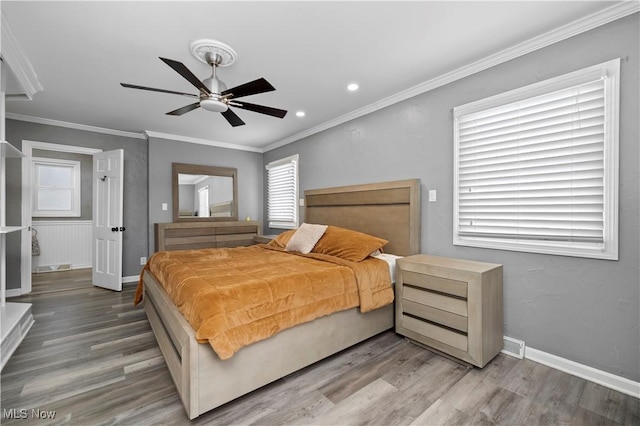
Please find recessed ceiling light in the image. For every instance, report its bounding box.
[296,111,305,117]
[347,83,359,92]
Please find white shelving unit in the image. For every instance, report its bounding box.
[1,15,42,370]
[0,141,34,370]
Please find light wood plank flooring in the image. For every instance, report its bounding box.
[1,270,638,425]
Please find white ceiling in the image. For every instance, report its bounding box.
[1,1,622,150]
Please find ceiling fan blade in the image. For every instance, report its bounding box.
[159,57,211,95]
[232,101,287,118]
[221,108,246,127]
[167,102,201,116]
[221,78,275,99]
[120,83,198,98]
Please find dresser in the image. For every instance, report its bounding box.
[395,254,503,367]
[155,221,261,252]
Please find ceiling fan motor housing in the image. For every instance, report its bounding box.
[203,75,227,95]
[200,75,229,112]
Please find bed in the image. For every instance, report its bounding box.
[139,179,420,419]
[209,200,233,217]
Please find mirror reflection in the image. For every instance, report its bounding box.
[172,163,238,222]
[178,174,234,218]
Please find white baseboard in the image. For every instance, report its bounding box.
[5,289,22,298]
[525,346,640,399]
[122,275,140,284]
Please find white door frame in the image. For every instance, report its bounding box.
[20,140,101,294]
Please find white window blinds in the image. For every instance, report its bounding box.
[266,154,298,229]
[453,59,619,259]
[198,186,209,218]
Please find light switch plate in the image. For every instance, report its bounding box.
[428,190,437,202]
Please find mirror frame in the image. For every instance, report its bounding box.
[172,162,238,222]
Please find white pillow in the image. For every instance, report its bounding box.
[285,223,328,254]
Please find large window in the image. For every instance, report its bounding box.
[32,157,81,217]
[453,59,619,260]
[266,154,299,229]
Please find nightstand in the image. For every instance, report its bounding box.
[253,235,276,244]
[395,254,503,367]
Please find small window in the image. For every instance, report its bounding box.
[32,157,81,217]
[266,154,299,229]
[453,59,619,260]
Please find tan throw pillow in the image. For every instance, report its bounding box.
[311,226,388,262]
[285,223,328,254]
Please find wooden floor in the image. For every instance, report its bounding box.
[1,270,638,425]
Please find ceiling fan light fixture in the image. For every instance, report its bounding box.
[200,98,228,113]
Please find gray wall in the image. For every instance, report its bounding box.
[178,184,195,212]
[31,149,93,221]
[264,15,640,382]
[147,137,263,251]
[6,119,149,283]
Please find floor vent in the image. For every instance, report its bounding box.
[502,336,525,359]
[36,263,72,273]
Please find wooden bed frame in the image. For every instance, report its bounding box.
[141,179,421,419]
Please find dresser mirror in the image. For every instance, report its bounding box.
[172,162,238,222]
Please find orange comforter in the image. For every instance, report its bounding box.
[135,244,393,359]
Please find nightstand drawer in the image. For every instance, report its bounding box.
[401,315,468,352]
[402,299,468,332]
[402,270,467,298]
[403,286,467,317]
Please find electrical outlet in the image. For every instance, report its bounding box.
[161,203,168,211]
[140,256,147,265]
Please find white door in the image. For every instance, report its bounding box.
[92,149,124,291]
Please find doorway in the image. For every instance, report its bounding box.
[20,141,102,294]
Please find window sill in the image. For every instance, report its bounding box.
[454,236,618,261]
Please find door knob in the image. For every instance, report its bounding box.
[120,227,126,232]
[111,227,118,232]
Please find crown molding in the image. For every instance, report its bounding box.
[144,130,263,153]
[6,113,146,139]
[264,1,639,152]
[1,14,43,100]
[6,113,263,151]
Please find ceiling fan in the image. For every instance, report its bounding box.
[120,39,287,127]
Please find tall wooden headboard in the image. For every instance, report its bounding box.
[304,179,421,256]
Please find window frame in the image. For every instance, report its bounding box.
[31,157,82,218]
[453,59,619,260]
[266,154,299,230]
